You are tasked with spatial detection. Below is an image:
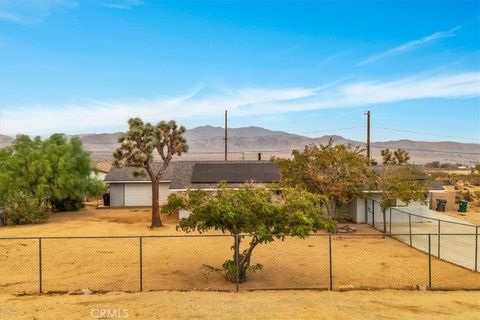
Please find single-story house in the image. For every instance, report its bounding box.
[104,161,450,223]
[349,179,450,223]
[104,161,280,207]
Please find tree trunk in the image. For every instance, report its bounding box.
[326,197,337,219]
[237,237,260,282]
[150,179,163,228]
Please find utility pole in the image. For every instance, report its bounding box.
[365,110,371,164]
[224,110,228,162]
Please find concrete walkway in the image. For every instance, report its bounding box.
[368,201,479,272]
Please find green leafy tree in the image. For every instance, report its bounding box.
[42,134,103,210]
[3,191,49,225]
[275,141,371,219]
[0,134,103,225]
[381,148,410,165]
[113,118,188,228]
[372,165,428,236]
[0,135,46,201]
[163,183,334,282]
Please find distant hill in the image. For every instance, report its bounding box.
[0,134,14,148]
[68,132,123,151]
[184,126,356,151]
[1,127,479,164]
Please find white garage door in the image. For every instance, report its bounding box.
[124,183,170,207]
[124,184,152,206]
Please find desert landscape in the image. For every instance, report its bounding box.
[2,126,479,165]
[1,204,479,295]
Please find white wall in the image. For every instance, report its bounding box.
[349,198,366,223]
[349,193,382,223]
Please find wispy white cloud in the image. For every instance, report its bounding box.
[0,0,143,24]
[0,0,77,24]
[96,0,144,10]
[0,12,25,24]
[2,71,479,136]
[358,26,461,66]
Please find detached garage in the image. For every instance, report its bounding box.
[105,163,176,208]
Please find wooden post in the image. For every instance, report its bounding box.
[224,110,228,162]
[365,110,371,164]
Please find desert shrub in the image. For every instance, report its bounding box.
[3,191,49,225]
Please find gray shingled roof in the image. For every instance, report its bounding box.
[105,161,280,190]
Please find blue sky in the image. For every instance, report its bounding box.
[0,0,479,143]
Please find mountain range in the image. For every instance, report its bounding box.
[1,126,479,165]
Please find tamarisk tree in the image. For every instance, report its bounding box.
[163,183,334,282]
[113,118,188,228]
[276,141,370,219]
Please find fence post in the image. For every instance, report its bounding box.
[389,208,392,235]
[437,220,441,259]
[428,234,432,289]
[372,200,375,229]
[38,237,42,294]
[475,226,478,273]
[235,234,240,292]
[139,236,143,292]
[364,198,368,224]
[408,214,412,246]
[328,233,333,291]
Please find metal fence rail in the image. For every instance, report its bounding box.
[1,233,479,294]
[366,198,479,272]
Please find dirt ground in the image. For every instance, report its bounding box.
[1,290,480,320]
[1,204,479,294]
[442,195,480,226]
[444,209,480,226]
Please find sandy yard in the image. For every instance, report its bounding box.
[1,204,479,294]
[445,210,480,226]
[1,290,480,320]
[444,203,480,226]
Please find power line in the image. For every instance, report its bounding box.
[79,126,366,144]
[92,145,480,156]
[186,126,366,142]
[368,145,480,155]
[372,126,480,142]
[186,145,480,155]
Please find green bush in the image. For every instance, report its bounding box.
[51,197,84,211]
[3,192,49,225]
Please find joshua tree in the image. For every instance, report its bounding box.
[113,118,188,228]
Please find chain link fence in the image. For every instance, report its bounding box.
[366,198,479,272]
[1,232,479,294]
